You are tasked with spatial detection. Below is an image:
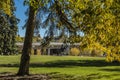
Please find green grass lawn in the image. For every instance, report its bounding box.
[0,55,120,80]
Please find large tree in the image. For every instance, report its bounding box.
[17,0,76,75]
[17,0,43,75]
[0,0,18,55]
[67,0,120,62]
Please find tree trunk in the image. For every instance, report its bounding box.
[17,6,35,76]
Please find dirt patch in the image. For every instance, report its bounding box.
[0,72,50,80]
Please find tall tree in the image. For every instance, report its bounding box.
[17,0,75,75]
[17,0,39,75]
[0,0,18,55]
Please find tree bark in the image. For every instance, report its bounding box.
[17,6,35,76]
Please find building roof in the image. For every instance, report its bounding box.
[16,42,80,46]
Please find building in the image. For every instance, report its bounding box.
[16,42,80,55]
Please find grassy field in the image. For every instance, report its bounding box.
[0,55,120,80]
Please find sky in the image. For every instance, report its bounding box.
[15,0,46,38]
[14,0,27,37]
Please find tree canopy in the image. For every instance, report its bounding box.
[28,0,120,62]
[67,0,120,62]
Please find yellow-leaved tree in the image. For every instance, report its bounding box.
[68,0,120,62]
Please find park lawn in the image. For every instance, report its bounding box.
[0,55,120,80]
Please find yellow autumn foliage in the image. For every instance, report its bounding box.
[0,0,11,16]
[70,47,80,56]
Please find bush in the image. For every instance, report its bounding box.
[70,47,80,56]
[31,49,41,55]
[81,49,91,56]
[91,49,97,56]
[91,49,103,57]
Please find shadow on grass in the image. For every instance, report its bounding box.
[48,72,117,80]
[0,59,120,68]
[0,72,49,80]
[101,68,120,72]
[0,72,119,80]
[0,72,109,80]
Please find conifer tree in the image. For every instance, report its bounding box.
[0,0,18,55]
